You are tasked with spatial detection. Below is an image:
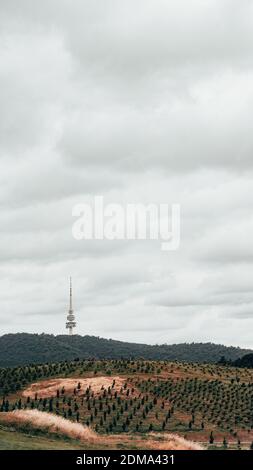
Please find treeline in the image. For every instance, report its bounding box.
[0,333,250,367]
[219,353,253,369]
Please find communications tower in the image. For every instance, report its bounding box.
[66,277,76,335]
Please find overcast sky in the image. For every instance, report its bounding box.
[1,0,253,348]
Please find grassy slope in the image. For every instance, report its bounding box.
[2,359,253,450]
[0,418,202,450]
[0,426,86,450]
[0,426,248,450]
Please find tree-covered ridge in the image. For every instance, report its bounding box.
[0,333,250,367]
[223,354,253,369]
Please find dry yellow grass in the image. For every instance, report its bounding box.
[1,409,97,442]
[150,433,203,450]
[0,410,203,450]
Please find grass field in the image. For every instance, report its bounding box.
[0,425,86,450]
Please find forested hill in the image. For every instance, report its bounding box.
[231,353,253,368]
[0,333,250,367]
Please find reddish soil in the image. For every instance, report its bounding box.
[22,376,125,399]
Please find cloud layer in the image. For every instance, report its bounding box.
[1,0,253,347]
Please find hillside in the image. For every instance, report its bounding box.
[0,410,202,450]
[0,333,250,367]
[1,358,253,449]
[232,353,253,368]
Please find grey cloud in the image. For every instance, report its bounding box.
[59,92,253,173]
[0,230,134,263]
[2,1,253,71]
[1,1,253,347]
[1,1,253,173]
[196,218,253,264]
[221,304,253,319]
[0,156,123,209]
[0,30,71,156]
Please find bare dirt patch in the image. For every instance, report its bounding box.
[22,376,125,399]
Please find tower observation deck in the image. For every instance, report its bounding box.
[66,277,76,335]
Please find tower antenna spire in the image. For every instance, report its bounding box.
[66,277,76,335]
[69,276,72,310]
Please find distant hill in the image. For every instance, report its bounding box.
[0,333,250,367]
[231,353,253,368]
